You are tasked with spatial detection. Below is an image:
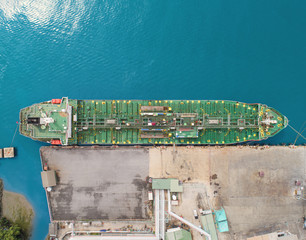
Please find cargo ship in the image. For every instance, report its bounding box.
[19,97,288,145]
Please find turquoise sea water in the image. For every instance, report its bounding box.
[0,1,305,239]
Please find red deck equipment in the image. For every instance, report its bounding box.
[51,99,62,104]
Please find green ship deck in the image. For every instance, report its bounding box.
[19,98,288,145]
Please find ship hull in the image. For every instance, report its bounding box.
[19,98,288,145]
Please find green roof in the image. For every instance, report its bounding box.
[152,179,183,192]
[214,208,227,222]
[165,228,192,240]
[200,213,218,240]
[170,179,183,192]
[214,208,229,233]
[216,221,229,233]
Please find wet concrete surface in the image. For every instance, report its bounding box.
[40,146,150,221]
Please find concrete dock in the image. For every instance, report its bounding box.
[40,145,305,240]
[40,147,151,221]
[149,145,305,239]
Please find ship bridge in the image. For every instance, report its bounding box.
[20,97,72,145]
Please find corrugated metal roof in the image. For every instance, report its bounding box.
[165,228,192,240]
[200,214,218,240]
[214,208,228,233]
[41,170,56,188]
[216,220,229,233]
[49,222,58,236]
[152,179,183,192]
[170,179,183,192]
[152,179,171,190]
[214,208,227,222]
[167,232,176,240]
[176,230,183,239]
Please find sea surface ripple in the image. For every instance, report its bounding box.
[0,1,305,239]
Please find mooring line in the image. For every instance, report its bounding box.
[10,122,19,147]
[288,124,306,141]
[294,121,306,145]
[294,128,306,145]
